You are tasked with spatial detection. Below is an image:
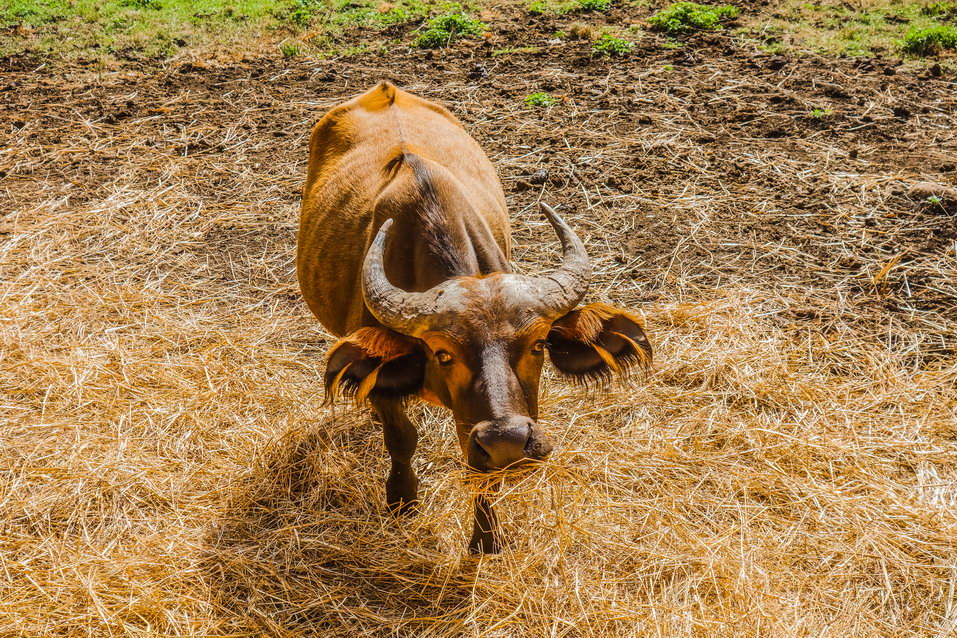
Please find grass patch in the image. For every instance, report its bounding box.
[287,0,320,26]
[523,91,558,107]
[922,2,957,18]
[413,7,486,47]
[578,0,611,12]
[734,0,957,59]
[120,0,163,9]
[648,2,738,35]
[592,32,634,55]
[900,24,957,55]
[528,0,611,16]
[0,0,433,61]
[285,0,430,33]
[279,39,301,56]
[5,0,957,63]
[0,0,293,60]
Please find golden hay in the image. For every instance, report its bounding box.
[2,54,956,637]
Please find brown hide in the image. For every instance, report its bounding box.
[297,83,652,553]
[297,82,512,338]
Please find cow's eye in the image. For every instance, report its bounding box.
[435,350,454,365]
[531,340,547,354]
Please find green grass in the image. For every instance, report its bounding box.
[412,7,486,48]
[735,1,957,59]
[900,24,957,54]
[578,0,611,12]
[523,91,558,107]
[279,39,301,56]
[922,1,957,17]
[0,0,432,61]
[4,0,957,64]
[592,32,634,55]
[648,2,739,35]
[527,0,613,16]
[0,0,293,60]
[292,0,431,31]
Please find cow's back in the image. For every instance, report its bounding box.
[297,83,510,337]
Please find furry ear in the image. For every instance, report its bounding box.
[547,303,652,384]
[324,327,426,404]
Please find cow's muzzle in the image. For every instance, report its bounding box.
[467,416,553,472]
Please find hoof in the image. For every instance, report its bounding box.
[386,470,418,516]
[468,531,501,554]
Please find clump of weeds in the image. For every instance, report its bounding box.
[280,39,301,56]
[648,2,739,35]
[578,0,611,12]
[921,2,957,18]
[413,6,486,47]
[567,22,600,39]
[288,0,322,26]
[524,92,558,107]
[900,25,957,55]
[528,0,610,16]
[592,32,634,56]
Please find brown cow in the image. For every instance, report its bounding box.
[298,82,652,553]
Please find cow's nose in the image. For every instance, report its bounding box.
[468,416,551,471]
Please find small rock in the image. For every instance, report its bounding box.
[766,57,786,71]
[529,169,548,185]
[883,66,897,76]
[468,63,489,80]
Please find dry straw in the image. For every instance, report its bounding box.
[2,48,956,637]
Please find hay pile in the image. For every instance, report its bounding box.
[2,51,956,636]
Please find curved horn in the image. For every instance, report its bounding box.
[530,202,592,317]
[362,218,446,337]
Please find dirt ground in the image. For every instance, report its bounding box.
[3,18,957,637]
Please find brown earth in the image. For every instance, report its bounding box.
[5,25,956,340]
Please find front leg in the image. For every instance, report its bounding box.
[469,489,501,554]
[371,398,419,514]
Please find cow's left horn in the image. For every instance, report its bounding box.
[362,218,444,337]
[531,202,591,317]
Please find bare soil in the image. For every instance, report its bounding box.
[5,26,956,336]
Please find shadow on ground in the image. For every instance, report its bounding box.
[203,421,482,636]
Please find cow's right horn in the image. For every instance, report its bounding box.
[529,202,592,318]
[362,218,445,337]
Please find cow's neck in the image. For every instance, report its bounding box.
[378,152,509,292]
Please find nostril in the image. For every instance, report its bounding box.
[473,417,536,468]
[525,424,553,460]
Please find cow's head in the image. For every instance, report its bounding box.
[325,204,652,472]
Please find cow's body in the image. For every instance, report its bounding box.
[298,83,511,336]
[298,83,652,553]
